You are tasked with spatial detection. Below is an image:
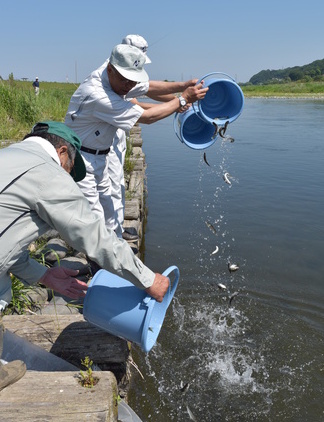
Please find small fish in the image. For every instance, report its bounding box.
[218,121,229,138]
[205,221,217,235]
[223,172,232,185]
[203,152,210,166]
[186,405,198,422]
[217,283,227,290]
[229,291,239,306]
[148,327,154,332]
[210,246,219,255]
[179,381,190,393]
[222,135,235,143]
[228,262,239,273]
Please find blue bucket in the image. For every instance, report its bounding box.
[174,106,217,150]
[83,266,179,353]
[196,72,244,126]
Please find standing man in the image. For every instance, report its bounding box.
[32,77,39,95]
[108,34,152,241]
[65,44,207,243]
[0,121,169,390]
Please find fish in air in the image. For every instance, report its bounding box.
[228,262,239,273]
[229,291,239,307]
[203,152,210,166]
[223,172,232,185]
[205,221,217,235]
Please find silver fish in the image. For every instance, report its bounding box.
[217,283,227,290]
[179,381,190,393]
[223,172,232,185]
[210,246,219,255]
[229,291,239,306]
[203,152,210,166]
[186,405,198,422]
[205,221,217,235]
[228,262,239,273]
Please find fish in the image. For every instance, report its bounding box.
[148,327,154,332]
[229,291,239,306]
[203,152,210,166]
[217,283,227,290]
[205,221,217,235]
[223,172,232,185]
[228,262,239,273]
[179,381,190,393]
[218,121,229,138]
[210,246,219,255]
[186,405,198,422]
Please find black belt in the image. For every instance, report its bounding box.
[81,146,110,155]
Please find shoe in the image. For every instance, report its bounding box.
[122,231,139,242]
[0,360,26,391]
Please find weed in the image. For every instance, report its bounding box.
[79,356,99,388]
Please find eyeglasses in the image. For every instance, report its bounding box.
[111,65,138,86]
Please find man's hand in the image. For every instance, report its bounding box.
[145,273,170,302]
[182,81,208,104]
[39,267,88,299]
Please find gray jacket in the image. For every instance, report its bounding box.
[0,139,154,304]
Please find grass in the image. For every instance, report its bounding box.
[241,81,324,97]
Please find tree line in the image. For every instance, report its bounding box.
[247,58,324,85]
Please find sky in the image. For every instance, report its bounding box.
[1,0,324,84]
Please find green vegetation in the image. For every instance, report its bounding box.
[247,58,324,85]
[79,356,99,388]
[241,80,324,97]
[0,75,78,140]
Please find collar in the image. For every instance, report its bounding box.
[22,137,61,165]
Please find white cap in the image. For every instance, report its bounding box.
[109,44,149,83]
[121,34,151,64]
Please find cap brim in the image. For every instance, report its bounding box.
[113,64,149,83]
[71,150,86,182]
[145,56,152,64]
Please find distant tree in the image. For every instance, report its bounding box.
[289,69,304,81]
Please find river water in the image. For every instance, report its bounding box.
[128,98,324,421]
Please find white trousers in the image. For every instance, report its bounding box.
[77,130,126,237]
[108,129,127,235]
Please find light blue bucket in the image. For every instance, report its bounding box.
[195,72,244,126]
[173,106,217,150]
[83,266,180,353]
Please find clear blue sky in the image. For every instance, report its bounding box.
[1,0,324,84]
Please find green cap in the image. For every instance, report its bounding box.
[32,121,86,182]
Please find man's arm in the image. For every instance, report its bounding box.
[147,79,199,99]
[137,82,208,125]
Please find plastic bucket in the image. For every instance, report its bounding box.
[83,266,180,353]
[174,106,217,150]
[196,72,244,126]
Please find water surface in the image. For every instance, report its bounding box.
[129,99,324,421]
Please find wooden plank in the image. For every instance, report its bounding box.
[0,370,118,421]
[2,315,129,367]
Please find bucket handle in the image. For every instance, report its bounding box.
[198,72,237,86]
[173,113,184,143]
[162,265,180,307]
[143,265,180,307]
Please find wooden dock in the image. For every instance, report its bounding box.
[0,314,129,421]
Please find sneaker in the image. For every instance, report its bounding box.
[0,360,26,391]
[122,231,139,242]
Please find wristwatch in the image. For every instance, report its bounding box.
[179,95,187,107]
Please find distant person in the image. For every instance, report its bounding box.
[32,77,39,95]
[0,120,170,391]
[65,43,207,246]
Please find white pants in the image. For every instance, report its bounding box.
[108,130,127,235]
[77,130,126,237]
